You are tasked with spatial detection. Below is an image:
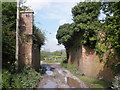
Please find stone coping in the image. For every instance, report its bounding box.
[20,11,34,13]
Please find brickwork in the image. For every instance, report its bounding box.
[79,46,114,82]
[19,11,40,69]
[67,45,115,82]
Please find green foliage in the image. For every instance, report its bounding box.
[56,23,74,47]
[56,2,101,49]
[72,2,100,23]
[2,2,17,68]
[53,50,62,56]
[42,59,63,63]
[103,2,120,55]
[2,70,12,88]
[95,2,120,64]
[112,74,120,90]
[41,50,66,61]
[2,67,42,88]
[56,2,120,71]
[112,62,120,75]
[95,44,106,61]
[41,50,52,60]
[56,23,83,49]
[2,2,45,68]
[33,25,45,46]
[79,76,110,88]
[72,2,101,49]
[61,61,81,75]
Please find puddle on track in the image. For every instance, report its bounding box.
[56,67,81,88]
[67,77,81,88]
[41,64,54,76]
[43,81,57,88]
[46,71,54,75]
[40,64,82,88]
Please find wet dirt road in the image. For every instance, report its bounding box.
[37,63,89,88]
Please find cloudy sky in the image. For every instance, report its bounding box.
[24,0,83,52]
[24,0,106,52]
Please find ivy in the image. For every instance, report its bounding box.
[56,2,120,74]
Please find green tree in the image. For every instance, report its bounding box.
[2,2,17,68]
[53,50,62,56]
[56,2,101,49]
[41,51,51,60]
[56,23,73,47]
[56,23,83,49]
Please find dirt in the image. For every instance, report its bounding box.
[37,63,89,88]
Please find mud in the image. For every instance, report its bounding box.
[37,63,89,88]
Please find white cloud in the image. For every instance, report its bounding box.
[42,38,65,52]
[24,0,78,24]
[24,0,51,10]
[59,19,67,25]
[24,0,79,52]
[38,2,77,26]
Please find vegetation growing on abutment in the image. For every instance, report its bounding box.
[56,2,120,75]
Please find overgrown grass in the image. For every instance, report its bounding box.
[2,67,42,88]
[61,62,111,88]
[0,70,2,88]
[42,60,63,63]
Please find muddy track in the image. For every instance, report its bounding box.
[37,63,89,88]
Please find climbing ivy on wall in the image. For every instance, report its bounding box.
[56,2,120,74]
[72,2,101,49]
[56,2,101,49]
[99,2,120,74]
[103,2,120,55]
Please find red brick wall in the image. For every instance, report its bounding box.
[67,45,115,82]
[19,11,34,68]
[79,46,114,82]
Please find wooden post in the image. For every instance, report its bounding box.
[16,0,20,70]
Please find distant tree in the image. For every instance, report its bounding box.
[53,51,61,56]
[41,51,51,60]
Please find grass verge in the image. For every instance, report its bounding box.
[61,62,111,88]
[42,60,63,63]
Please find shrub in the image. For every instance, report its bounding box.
[112,74,120,90]
[2,67,42,88]
[2,70,12,88]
